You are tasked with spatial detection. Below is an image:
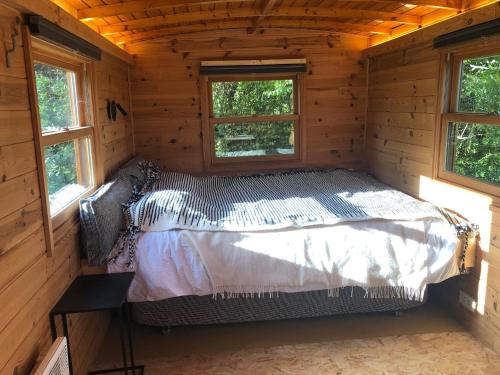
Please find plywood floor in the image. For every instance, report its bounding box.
[93,303,500,374]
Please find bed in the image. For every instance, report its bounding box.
[80,156,476,327]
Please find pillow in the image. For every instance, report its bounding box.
[80,177,133,266]
[118,155,146,187]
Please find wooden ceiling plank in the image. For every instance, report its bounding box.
[100,6,421,34]
[78,0,252,19]
[254,0,278,26]
[163,34,345,51]
[264,19,391,34]
[115,18,391,44]
[78,0,461,20]
[51,0,78,18]
[339,0,461,9]
[4,0,132,63]
[270,7,422,25]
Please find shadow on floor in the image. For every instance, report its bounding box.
[94,300,464,366]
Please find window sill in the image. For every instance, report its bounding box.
[205,156,305,175]
[437,170,500,204]
[51,185,96,232]
[50,184,88,216]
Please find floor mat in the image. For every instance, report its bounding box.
[111,331,500,374]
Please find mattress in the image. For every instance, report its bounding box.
[131,287,427,327]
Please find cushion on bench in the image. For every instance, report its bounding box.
[79,176,133,266]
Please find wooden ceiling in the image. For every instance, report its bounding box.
[51,0,495,47]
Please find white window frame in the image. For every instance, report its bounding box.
[24,31,99,255]
[437,40,500,198]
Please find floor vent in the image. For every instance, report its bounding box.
[33,337,70,375]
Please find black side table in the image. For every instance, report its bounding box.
[49,272,144,375]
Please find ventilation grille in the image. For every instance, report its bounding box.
[33,337,70,375]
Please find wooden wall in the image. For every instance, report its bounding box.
[365,3,500,353]
[128,29,368,174]
[0,2,133,374]
[95,53,134,178]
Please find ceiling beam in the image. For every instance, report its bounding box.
[263,19,391,34]
[3,0,132,63]
[115,21,254,44]
[114,19,391,44]
[78,0,460,19]
[100,7,421,34]
[338,0,461,8]
[78,0,252,19]
[51,0,78,18]
[154,34,345,52]
[269,7,421,24]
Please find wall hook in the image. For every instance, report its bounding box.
[4,17,20,68]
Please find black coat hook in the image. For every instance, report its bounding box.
[106,100,117,121]
[116,103,128,116]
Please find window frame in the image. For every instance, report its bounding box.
[437,40,500,198]
[201,72,304,171]
[24,30,100,254]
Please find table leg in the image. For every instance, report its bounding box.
[62,314,74,375]
[124,299,137,375]
[118,307,129,375]
[49,313,57,341]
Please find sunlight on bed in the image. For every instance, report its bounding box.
[231,220,456,286]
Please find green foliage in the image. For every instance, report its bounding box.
[44,141,77,195]
[34,63,74,132]
[459,55,499,113]
[35,63,77,194]
[212,80,293,117]
[450,123,499,185]
[215,121,294,157]
[450,55,499,185]
[212,80,294,157]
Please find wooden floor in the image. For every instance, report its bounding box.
[93,303,500,374]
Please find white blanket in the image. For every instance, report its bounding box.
[109,218,461,302]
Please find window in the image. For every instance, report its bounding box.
[32,47,95,218]
[203,74,301,167]
[439,44,499,196]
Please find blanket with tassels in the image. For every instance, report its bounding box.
[127,168,445,231]
[116,163,476,301]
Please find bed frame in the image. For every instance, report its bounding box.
[131,287,426,327]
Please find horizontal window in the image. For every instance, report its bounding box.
[439,43,499,197]
[34,62,81,133]
[204,74,301,166]
[211,79,294,117]
[214,121,295,158]
[458,54,499,114]
[44,137,93,215]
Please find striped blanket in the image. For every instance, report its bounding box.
[127,169,444,232]
[115,167,475,298]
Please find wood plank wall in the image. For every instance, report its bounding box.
[95,53,134,177]
[0,3,133,374]
[127,29,368,174]
[365,3,500,353]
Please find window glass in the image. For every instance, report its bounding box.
[34,62,80,133]
[445,122,499,185]
[211,79,293,117]
[458,55,499,113]
[214,121,295,158]
[44,138,93,215]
